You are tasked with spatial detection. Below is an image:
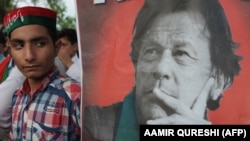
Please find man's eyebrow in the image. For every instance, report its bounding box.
[173,38,198,55]
[173,39,189,47]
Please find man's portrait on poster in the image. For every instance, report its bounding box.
[83,0,243,140]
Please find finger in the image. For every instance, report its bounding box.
[192,77,214,118]
[153,81,193,117]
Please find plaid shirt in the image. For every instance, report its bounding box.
[12,67,81,141]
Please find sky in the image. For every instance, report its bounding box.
[62,0,76,17]
[17,0,76,17]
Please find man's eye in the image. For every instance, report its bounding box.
[173,50,189,57]
[146,48,157,54]
[173,49,197,64]
[143,48,160,61]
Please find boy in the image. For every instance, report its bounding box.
[3,6,81,140]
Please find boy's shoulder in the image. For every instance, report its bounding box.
[50,75,81,101]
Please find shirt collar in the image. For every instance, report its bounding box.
[72,54,78,62]
[16,66,59,96]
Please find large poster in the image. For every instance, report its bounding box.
[77,0,250,140]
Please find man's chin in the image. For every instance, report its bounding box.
[139,106,169,124]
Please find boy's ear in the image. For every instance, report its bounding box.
[55,40,61,56]
[73,42,78,51]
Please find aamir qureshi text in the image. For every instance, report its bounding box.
[144,128,219,137]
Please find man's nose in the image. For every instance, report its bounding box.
[153,49,173,80]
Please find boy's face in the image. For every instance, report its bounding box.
[57,37,78,58]
[9,25,57,81]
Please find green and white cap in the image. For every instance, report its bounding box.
[3,6,57,36]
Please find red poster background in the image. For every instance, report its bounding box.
[77,0,250,124]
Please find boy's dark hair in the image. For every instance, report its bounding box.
[0,30,5,44]
[57,28,77,44]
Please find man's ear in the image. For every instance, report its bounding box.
[210,73,225,101]
[206,72,226,110]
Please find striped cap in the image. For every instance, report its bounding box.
[3,6,57,36]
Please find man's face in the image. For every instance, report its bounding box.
[9,25,57,81]
[135,12,212,124]
[57,37,78,58]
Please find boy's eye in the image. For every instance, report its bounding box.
[10,42,23,49]
[36,40,46,47]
